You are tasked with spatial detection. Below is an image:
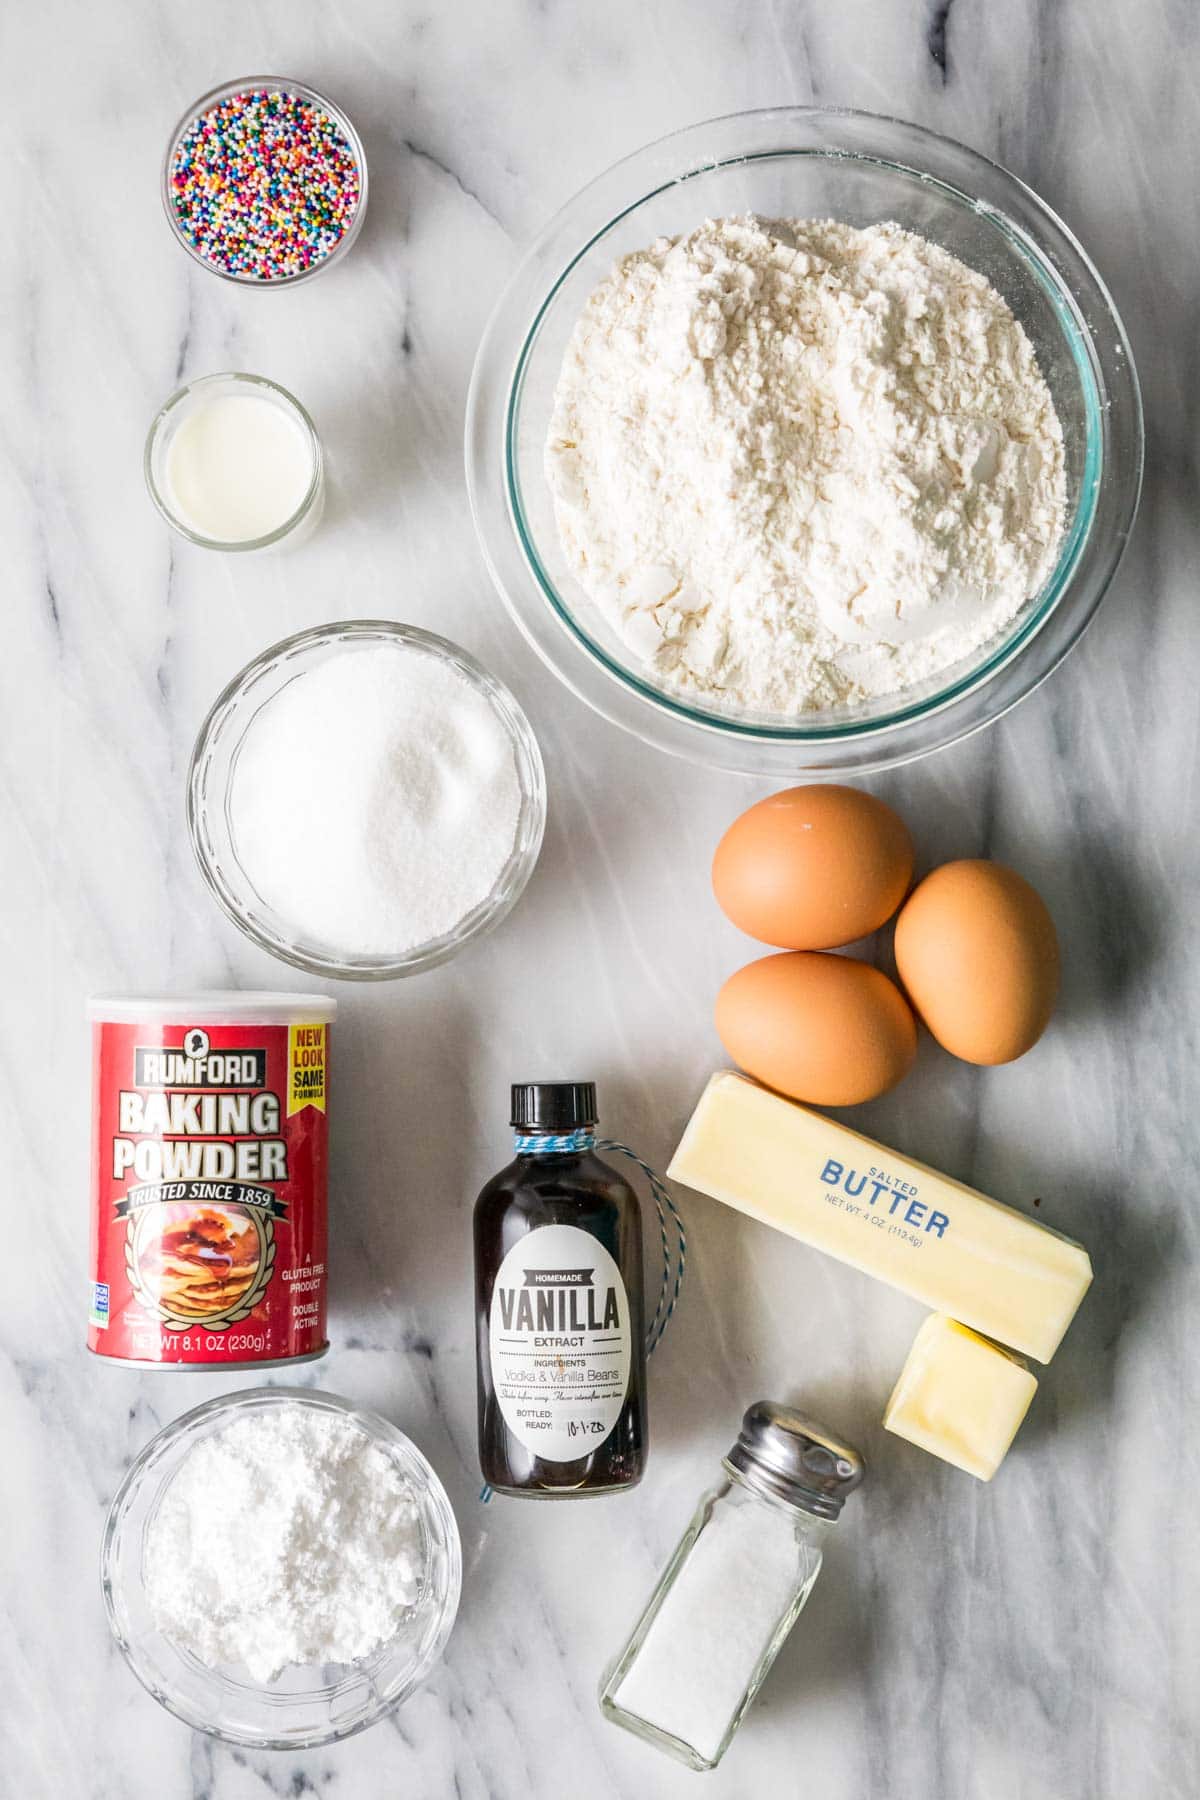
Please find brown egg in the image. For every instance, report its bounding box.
[715,951,918,1106]
[712,785,914,950]
[894,860,1060,1066]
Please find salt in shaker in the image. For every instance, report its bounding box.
[599,1400,864,1770]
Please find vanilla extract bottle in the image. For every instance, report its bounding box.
[474,1083,648,1497]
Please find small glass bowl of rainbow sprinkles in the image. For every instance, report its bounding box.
[162,77,368,286]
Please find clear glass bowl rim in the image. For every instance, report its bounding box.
[466,105,1144,778]
[187,619,548,980]
[100,1385,464,1749]
[144,371,325,552]
[161,74,369,287]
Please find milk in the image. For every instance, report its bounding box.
[163,392,317,544]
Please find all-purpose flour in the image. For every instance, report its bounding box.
[546,216,1067,714]
[143,1406,425,1682]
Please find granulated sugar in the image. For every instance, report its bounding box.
[143,1405,425,1682]
[230,643,522,954]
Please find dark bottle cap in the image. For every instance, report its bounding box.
[510,1082,598,1133]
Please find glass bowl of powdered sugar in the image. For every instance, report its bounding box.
[101,1387,463,1747]
[188,620,546,978]
[467,106,1143,777]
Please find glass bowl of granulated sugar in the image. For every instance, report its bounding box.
[467,106,1143,778]
[189,620,547,979]
[101,1388,463,1748]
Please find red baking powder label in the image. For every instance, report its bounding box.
[88,1017,329,1366]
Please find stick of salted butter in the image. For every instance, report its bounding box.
[885,1315,1038,1480]
[668,1072,1092,1363]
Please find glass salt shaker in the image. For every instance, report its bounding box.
[599,1401,864,1771]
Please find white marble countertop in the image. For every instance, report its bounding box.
[3,2,1195,1795]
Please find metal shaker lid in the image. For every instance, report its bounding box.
[724,1401,865,1520]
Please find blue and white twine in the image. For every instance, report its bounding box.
[513,1129,595,1155]
[595,1138,686,1356]
[512,1131,687,1351]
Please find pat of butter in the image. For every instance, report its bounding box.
[885,1315,1038,1480]
[668,1073,1091,1363]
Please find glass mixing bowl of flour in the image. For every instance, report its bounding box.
[101,1388,463,1748]
[467,107,1143,776]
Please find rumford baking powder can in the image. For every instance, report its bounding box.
[88,994,336,1369]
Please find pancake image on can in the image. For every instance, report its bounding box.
[128,1201,271,1328]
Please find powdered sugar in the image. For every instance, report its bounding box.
[546,215,1067,714]
[230,643,522,955]
[143,1405,426,1682]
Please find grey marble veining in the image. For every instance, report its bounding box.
[2,1,1197,1795]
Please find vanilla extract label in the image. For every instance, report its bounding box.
[489,1223,631,1463]
[497,1269,621,1335]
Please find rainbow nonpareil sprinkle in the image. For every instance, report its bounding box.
[169,86,362,282]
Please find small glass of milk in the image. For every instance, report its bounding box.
[145,372,324,552]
